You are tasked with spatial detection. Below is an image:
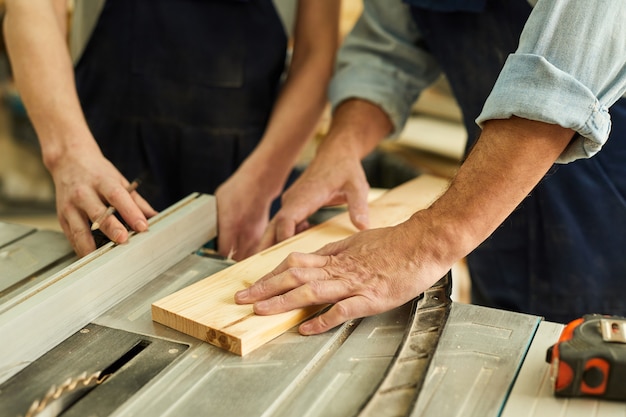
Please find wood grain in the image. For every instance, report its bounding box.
[152,175,450,355]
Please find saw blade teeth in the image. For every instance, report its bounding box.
[25,399,41,417]
[23,371,106,417]
[53,377,72,399]
[88,371,102,385]
[44,384,57,398]
[75,371,88,388]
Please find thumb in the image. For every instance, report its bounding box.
[257,221,278,252]
[345,185,370,231]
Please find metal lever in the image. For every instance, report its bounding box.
[600,318,626,343]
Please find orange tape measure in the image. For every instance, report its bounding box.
[546,314,626,400]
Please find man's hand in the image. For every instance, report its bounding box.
[258,152,371,251]
[258,99,393,250]
[51,150,156,256]
[237,217,449,335]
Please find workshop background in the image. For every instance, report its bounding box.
[0,0,470,301]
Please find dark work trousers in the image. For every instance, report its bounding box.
[410,0,626,323]
[75,0,288,212]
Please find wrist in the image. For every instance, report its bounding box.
[321,99,391,160]
[41,130,100,173]
[403,208,473,273]
[231,156,291,200]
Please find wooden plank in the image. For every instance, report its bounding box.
[152,174,450,356]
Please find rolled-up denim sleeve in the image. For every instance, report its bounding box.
[329,0,441,137]
[477,0,626,163]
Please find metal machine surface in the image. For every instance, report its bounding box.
[0,195,624,417]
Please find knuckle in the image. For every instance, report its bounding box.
[288,268,308,285]
[316,314,330,330]
[286,252,303,268]
[276,293,289,307]
[57,197,71,210]
[70,225,86,241]
[305,279,325,298]
[107,186,127,204]
[254,279,271,297]
[69,185,88,204]
[333,302,351,321]
[324,254,338,268]
[90,206,108,221]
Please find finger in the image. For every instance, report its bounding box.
[216,221,236,260]
[343,176,370,230]
[275,217,298,243]
[215,192,236,259]
[250,266,329,306]
[132,192,158,219]
[299,295,371,335]
[235,252,329,302]
[273,191,328,243]
[258,252,329,283]
[217,235,235,259]
[346,190,370,231]
[218,216,267,261]
[255,216,288,252]
[257,221,278,252]
[64,207,97,256]
[234,236,260,261]
[103,182,149,233]
[97,213,130,244]
[57,212,76,254]
[252,276,352,315]
[294,220,310,234]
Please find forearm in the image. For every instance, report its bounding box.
[234,0,340,199]
[242,99,393,202]
[3,0,98,172]
[315,98,392,163]
[411,117,575,266]
[238,57,333,198]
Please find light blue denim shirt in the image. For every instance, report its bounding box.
[329,0,626,163]
[329,0,435,139]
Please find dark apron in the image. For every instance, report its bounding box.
[409,0,626,322]
[75,0,288,211]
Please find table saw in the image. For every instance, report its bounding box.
[0,192,624,417]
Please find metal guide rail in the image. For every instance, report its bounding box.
[0,222,75,305]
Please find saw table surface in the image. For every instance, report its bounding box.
[1,187,624,416]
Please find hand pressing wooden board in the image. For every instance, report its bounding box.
[152,174,450,355]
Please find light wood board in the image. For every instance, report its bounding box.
[152,175,450,355]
